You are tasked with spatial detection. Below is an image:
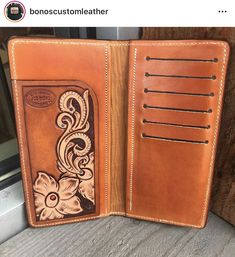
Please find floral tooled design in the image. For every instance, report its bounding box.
[33,89,95,221]
[56,90,93,180]
[34,172,82,220]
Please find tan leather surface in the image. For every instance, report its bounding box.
[126,40,230,228]
[8,38,111,226]
[109,42,129,214]
[8,38,230,228]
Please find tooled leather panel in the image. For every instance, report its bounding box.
[32,88,95,221]
[126,40,230,227]
[15,80,100,226]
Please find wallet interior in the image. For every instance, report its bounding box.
[8,38,229,227]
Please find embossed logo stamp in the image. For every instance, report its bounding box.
[25,89,56,108]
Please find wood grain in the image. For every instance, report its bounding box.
[0,213,234,257]
[141,28,235,226]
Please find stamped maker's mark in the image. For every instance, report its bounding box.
[25,89,56,108]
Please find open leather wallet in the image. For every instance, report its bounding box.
[8,38,230,228]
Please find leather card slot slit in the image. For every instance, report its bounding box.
[143,104,212,114]
[145,73,216,80]
[143,119,210,130]
[145,56,218,63]
[142,133,209,145]
[144,89,214,97]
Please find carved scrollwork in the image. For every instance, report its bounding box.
[33,89,95,221]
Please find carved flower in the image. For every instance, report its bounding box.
[33,172,83,221]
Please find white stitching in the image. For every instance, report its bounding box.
[32,212,125,227]
[104,45,109,213]
[201,44,228,225]
[12,42,17,79]
[9,39,226,49]
[131,42,226,47]
[31,214,109,227]
[126,214,203,228]
[13,81,34,225]
[110,212,126,215]
[129,48,137,211]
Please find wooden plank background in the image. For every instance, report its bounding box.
[141,28,235,226]
[0,213,234,257]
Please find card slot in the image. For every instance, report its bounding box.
[145,72,216,81]
[143,119,210,130]
[144,88,214,97]
[143,77,215,94]
[143,59,220,80]
[143,104,212,114]
[144,109,211,126]
[142,122,208,142]
[142,134,208,145]
[146,56,218,63]
[127,130,212,224]
[143,92,213,111]
[141,43,223,58]
[142,46,222,59]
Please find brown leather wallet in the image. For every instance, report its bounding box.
[8,38,230,228]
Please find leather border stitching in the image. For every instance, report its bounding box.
[129,48,137,211]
